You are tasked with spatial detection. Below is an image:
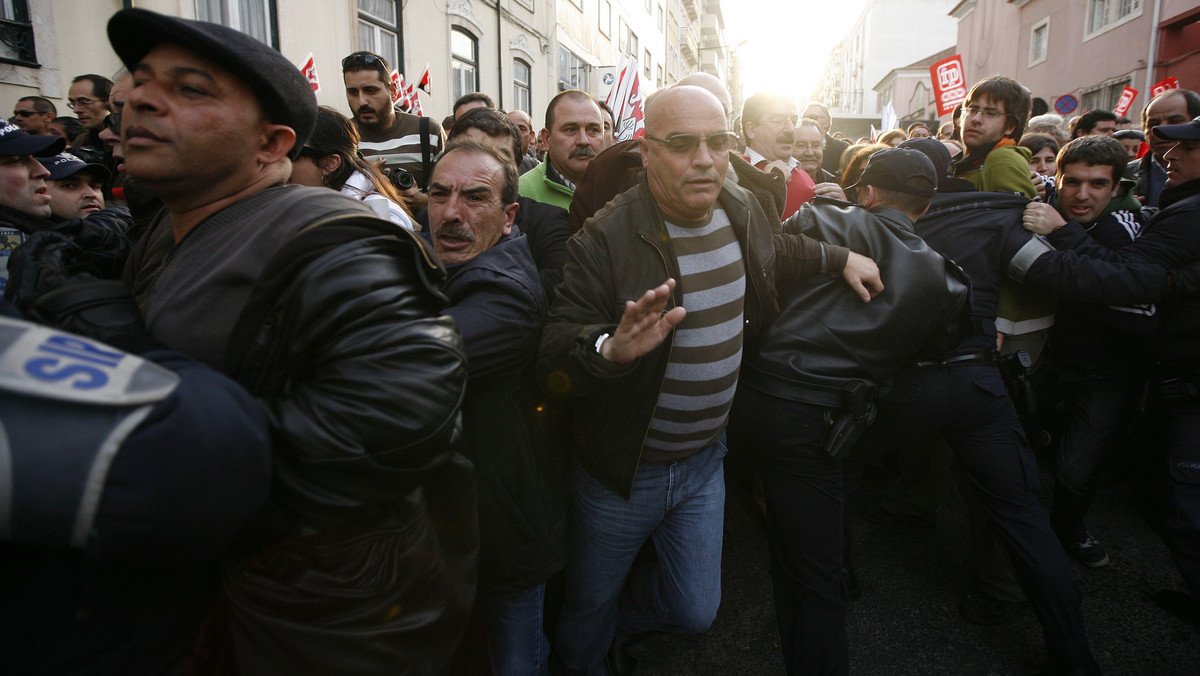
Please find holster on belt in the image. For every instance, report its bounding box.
[821,380,877,459]
[999,350,1036,415]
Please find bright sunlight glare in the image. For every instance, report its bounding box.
[723,0,871,104]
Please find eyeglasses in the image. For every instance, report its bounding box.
[962,105,1010,121]
[103,113,121,134]
[13,110,39,118]
[67,96,102,110]
[645,131,739,155]
[793,142,824,152]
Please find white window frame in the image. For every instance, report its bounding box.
[196,0,275,47]
[451,27,479,101]
[356,0,401,70]
[1083,0,1143,42]
[513,58,532,113]
[599,0,611,37]
[1028,17,1049,68]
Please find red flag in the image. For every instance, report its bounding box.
[929,55,967,118]
[418,65,432,95]
[389,70,405,105]
[604,56,645,142]
[1152,76,1181,98]
[405,82,420,116]
[1113,86,1139,117]
[299,53,320,93]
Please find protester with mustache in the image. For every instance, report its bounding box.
[742,92,817,219]
[425,139,565,676]
[518,89,606,210]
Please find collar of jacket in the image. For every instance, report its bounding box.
[870,205,917,234]
[630,171,757,244]
[729,151,787,218]
[1159,176,1200,211]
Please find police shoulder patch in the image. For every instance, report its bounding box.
[0,316,179,405]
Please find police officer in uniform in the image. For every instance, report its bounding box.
[0,286,271,673]
[846,142,1115,675]
[731,149,971,676]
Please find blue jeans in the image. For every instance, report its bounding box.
[483,582,550,676]
[555,437,727,676]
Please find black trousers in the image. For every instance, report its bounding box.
[1137,397,1200,607]
[847,364,1098,674]
[729,386,849,676]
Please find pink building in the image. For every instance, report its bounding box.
[951,0,1200,123]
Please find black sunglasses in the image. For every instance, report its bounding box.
[13,110,40,118]
[103,113,121,134]
[342,52,385,70]
[297,146,328,159]
[644,131,739,155]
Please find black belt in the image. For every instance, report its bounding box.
[913,352,996,368]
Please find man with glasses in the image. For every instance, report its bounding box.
[341,50,444,212]
[742,92,816,219]
[67,74,113,135]
[539,85,881,676]
[954,76,1037,198]
[12,96,56,135]
[802,101,849,179]
[792,116,845,200]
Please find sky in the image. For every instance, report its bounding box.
[722,0,871,103]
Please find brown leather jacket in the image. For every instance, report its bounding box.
[538,175,832,498]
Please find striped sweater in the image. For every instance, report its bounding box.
[642,208,746,461]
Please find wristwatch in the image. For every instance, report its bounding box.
[594,332,610,355]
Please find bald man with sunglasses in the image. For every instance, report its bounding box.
[539,85,882,676]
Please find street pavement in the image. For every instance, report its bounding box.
[633,458,1200,675]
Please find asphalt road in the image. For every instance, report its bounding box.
[632,458,1200,676]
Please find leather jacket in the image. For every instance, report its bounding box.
[743,201,971,397]
[538,175,825,499]
[211,211,476,675]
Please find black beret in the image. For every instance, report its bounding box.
[107,8,316,159]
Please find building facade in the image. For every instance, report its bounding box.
[814,0,960,116]
[1,0,731,135]
[951,0,1200,123]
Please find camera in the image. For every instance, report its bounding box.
[384,167,415,192]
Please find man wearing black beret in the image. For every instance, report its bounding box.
[10,9,476,674]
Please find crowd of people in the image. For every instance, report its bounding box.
[2,7,1199,676]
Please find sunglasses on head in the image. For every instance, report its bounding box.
[342,52,385,70]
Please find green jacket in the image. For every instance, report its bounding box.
[518,160,574,211]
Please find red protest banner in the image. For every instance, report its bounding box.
[299,53,320,93]
[1113,86,1139,117]
[930,55,968,117]
[1151,77,1180,98]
